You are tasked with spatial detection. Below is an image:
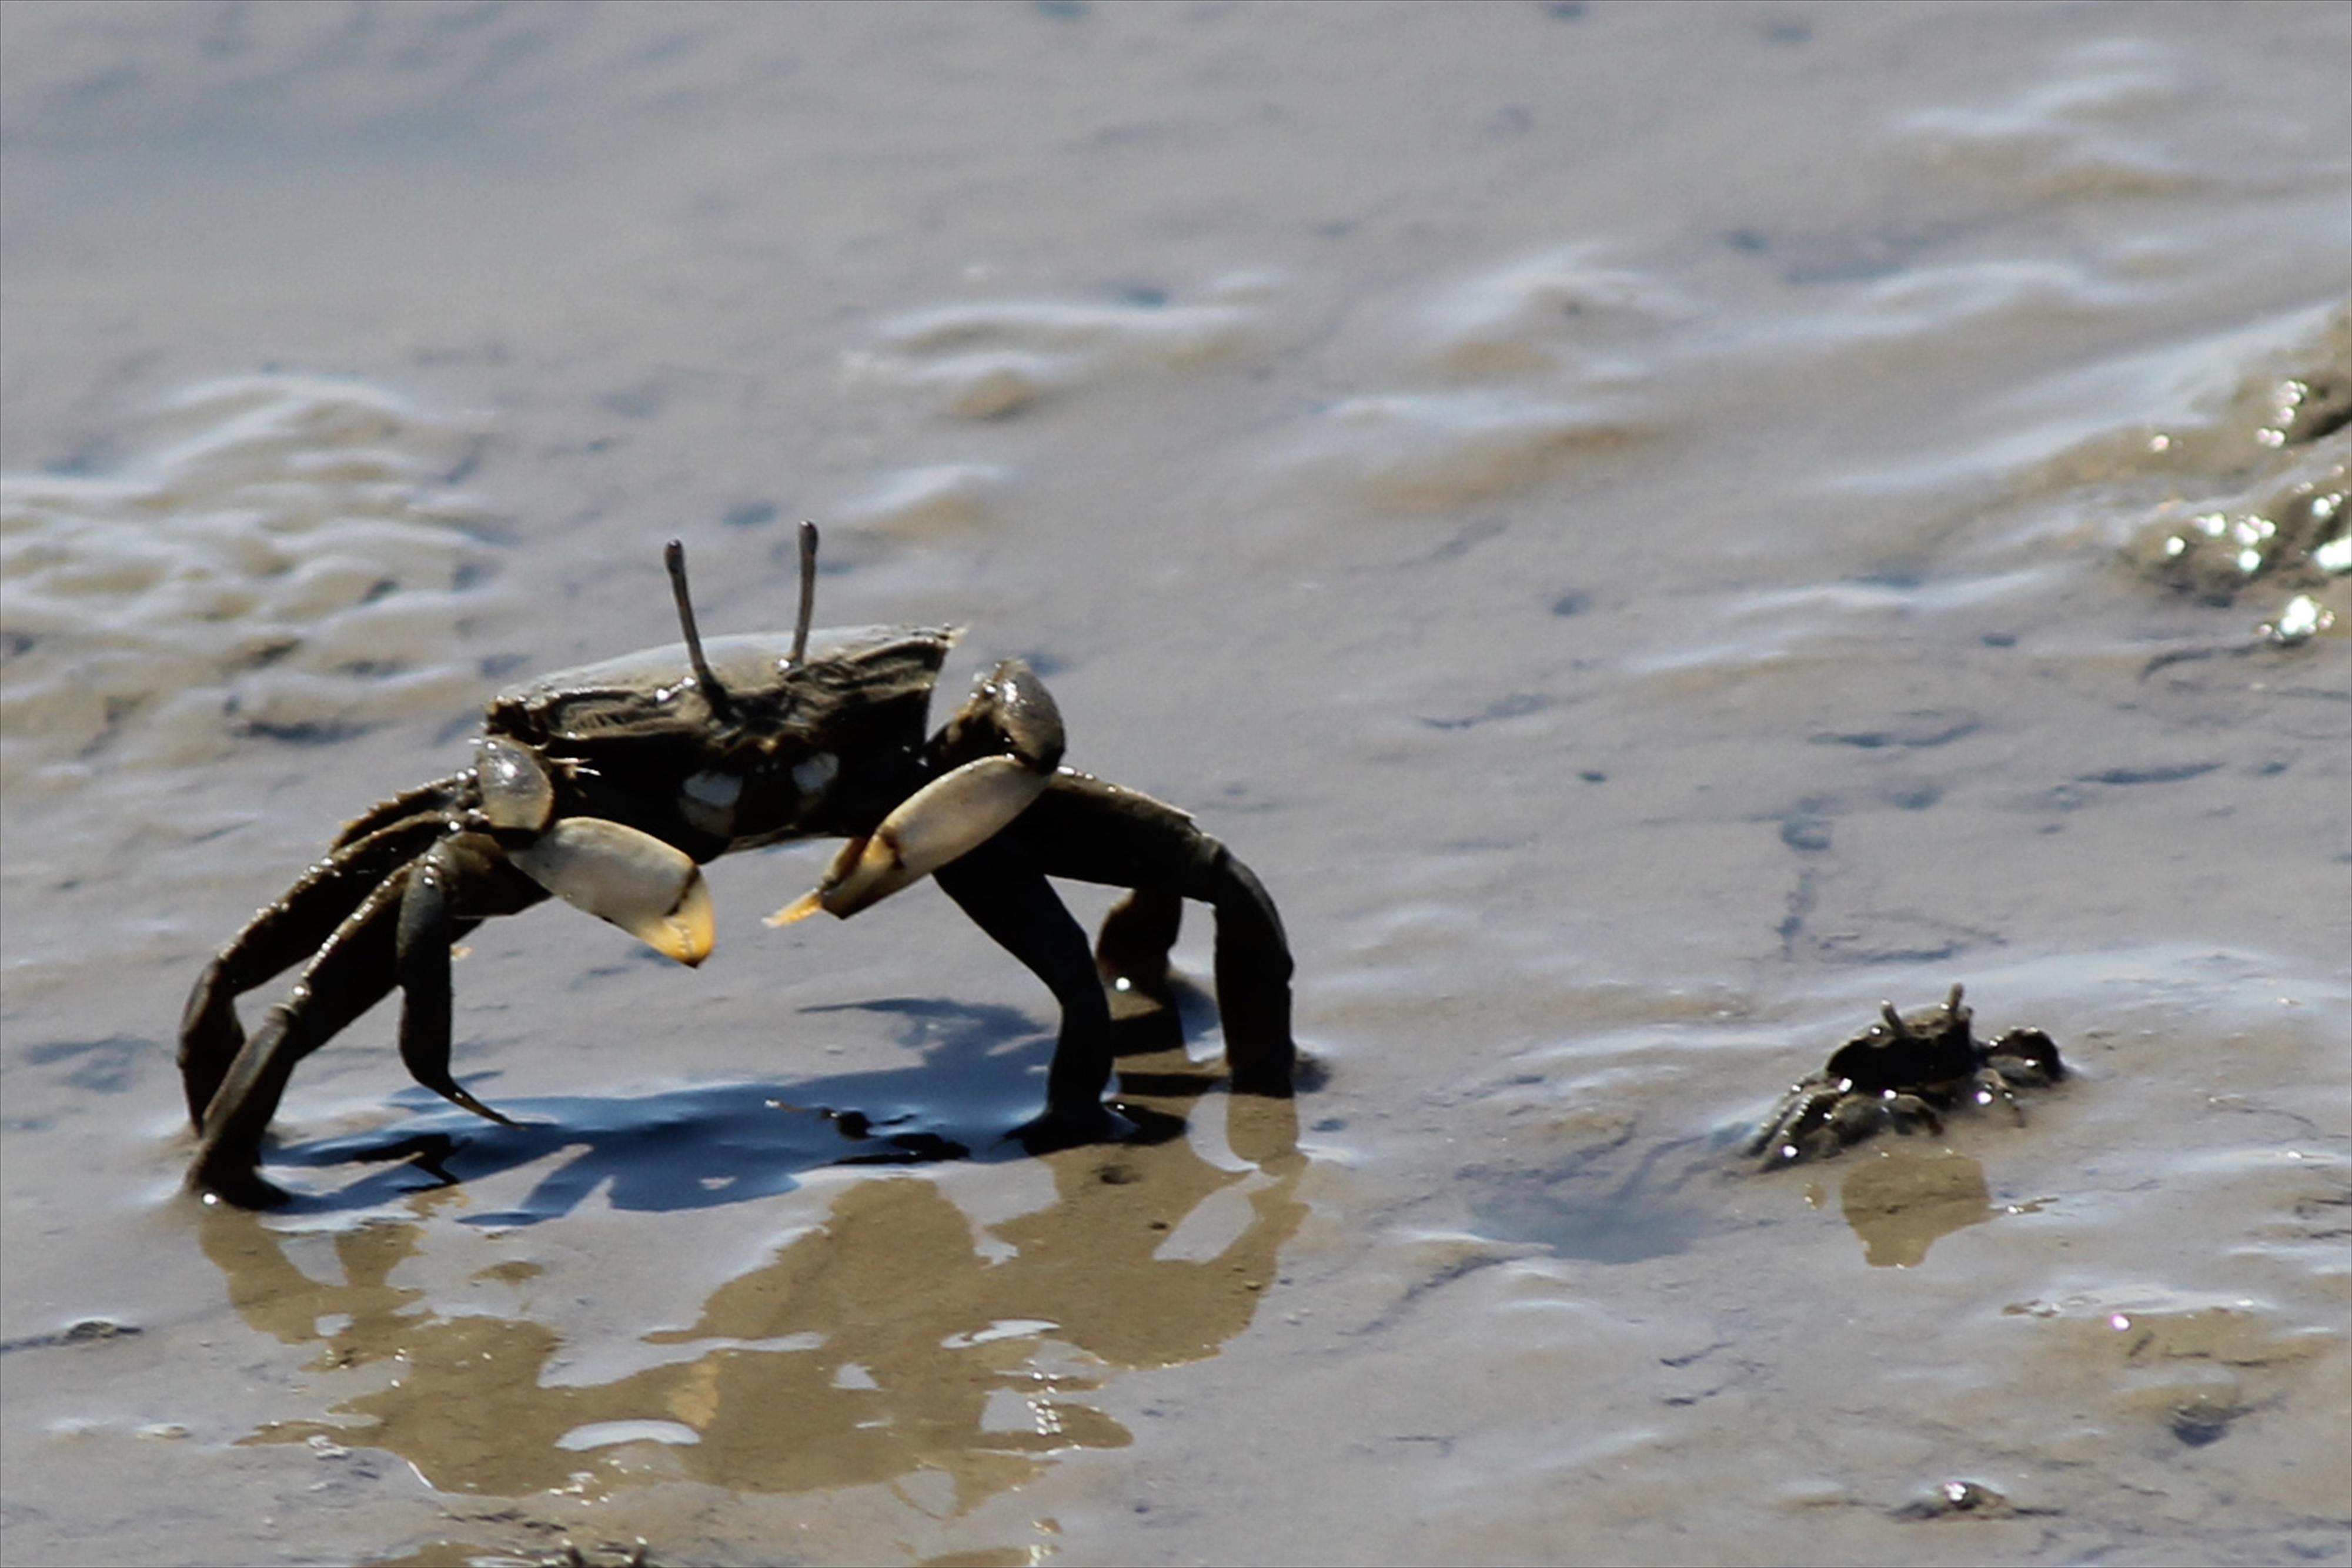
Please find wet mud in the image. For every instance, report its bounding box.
[3,4,2347,1566]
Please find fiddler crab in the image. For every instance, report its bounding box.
[179,526,1294,1206]
[1748,985,2064,1169]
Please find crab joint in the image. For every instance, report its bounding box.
[507,817,716,965]
[768,753,1050,924]
[476,736,555,833]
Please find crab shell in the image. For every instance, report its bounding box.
[486,626,963,854]
[473,626,1065,956]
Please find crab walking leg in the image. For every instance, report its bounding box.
[1093,887,1182,1008]
[189,871,418,1205]
[179,810,450,1125]
[931,833,1118,1122]
[326,771,477,854]
[394,834,532,1126]
[1003,771,1296,1096]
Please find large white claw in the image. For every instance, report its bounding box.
[768,754,1048,925]
[508,818,716,965]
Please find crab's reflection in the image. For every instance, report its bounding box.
[1838,1150,1993,1267]
[195,1021,1307,1510]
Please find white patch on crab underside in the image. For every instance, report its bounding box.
[677,767,744,838]
[793,752,838,803]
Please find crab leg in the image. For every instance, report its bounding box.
[930,833,1118,1125]
[1094,885,1182,1008]
[179,800,456,1126]
[188,870,417,1205]
[395,833,536,1127]
[326,773,477,853]
[1000,770,1296,1096]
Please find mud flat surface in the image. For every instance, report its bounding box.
[2,5,2347,1564]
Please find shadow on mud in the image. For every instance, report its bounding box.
[262,994,1225,1223]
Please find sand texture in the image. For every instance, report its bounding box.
[2,4,2347,1564]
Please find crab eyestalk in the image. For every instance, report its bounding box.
[791,520,818,666]
[664,538,733,722]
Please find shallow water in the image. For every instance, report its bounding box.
[2,4,2347,1564]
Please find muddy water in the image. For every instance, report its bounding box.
[2,4,2347,1564]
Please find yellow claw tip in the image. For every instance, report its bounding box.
[639,875,716,966]
[764,891,829,927]
[644,931,712,967]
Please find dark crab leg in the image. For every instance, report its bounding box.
[394,832,545,1128]
[1002,770,1295,1097]
[1094,885,1182,1009]
[188,851,550,1205]
[328,773,476,853]
[931,833,1119,1128]
[188,869,417,1205]
[179,798,457,1125]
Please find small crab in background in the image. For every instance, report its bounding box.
[1749,985,2065,1169]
